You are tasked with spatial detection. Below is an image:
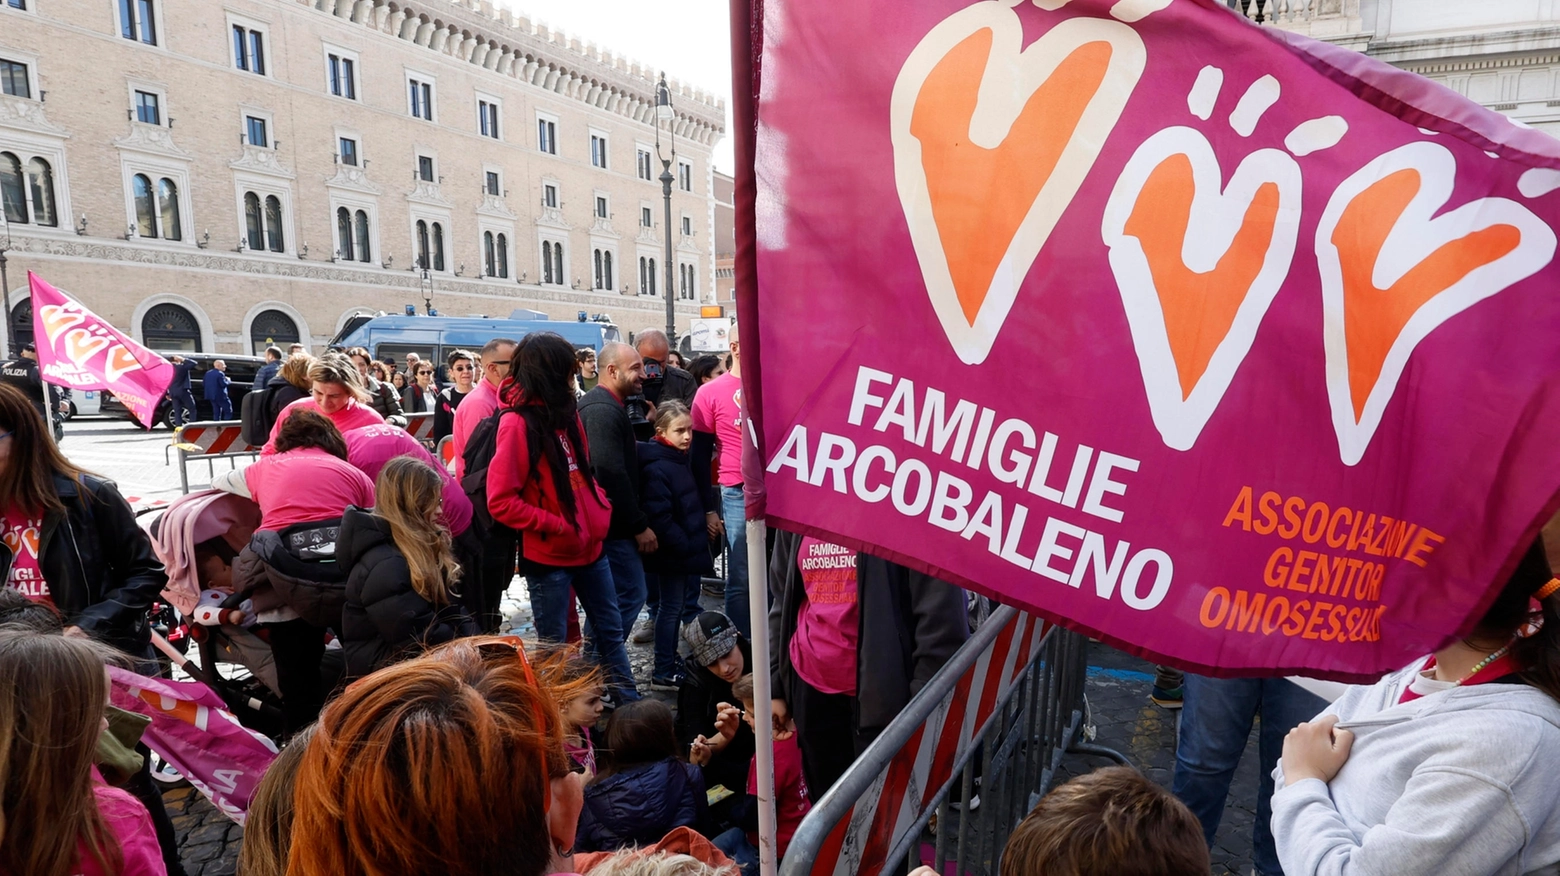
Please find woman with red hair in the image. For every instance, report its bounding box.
[286,637,596,876]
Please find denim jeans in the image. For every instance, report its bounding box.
[712,827,759,876]
[1172,676,1326,876]
[526,555,640,702]
[602,538,649,641]
[646,571,701,679]
[721,485,750,638]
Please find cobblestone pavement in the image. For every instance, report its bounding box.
[60,421,1263,875]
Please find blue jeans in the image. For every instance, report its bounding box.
[526,556,640,702]
[602,538,648,641]
[712,827,758,876]
[1172,676,1326,876]
[721,485,750,638]
[646,572,701,680]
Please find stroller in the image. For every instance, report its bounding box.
[148,489,287,739]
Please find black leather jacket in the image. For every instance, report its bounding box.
[0,474,166,653]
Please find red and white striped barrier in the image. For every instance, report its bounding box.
[176,422,257,456]
[405,412,434,442]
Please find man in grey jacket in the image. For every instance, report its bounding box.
[768,527,969,796]
[579,342,657,658]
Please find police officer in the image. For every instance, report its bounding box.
[0,343,69,439]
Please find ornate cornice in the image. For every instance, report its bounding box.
[229,146,295,180]
[0,96,67,138]
[324,164,382,195]
[113,123,190,160]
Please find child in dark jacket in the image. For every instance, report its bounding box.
[575,699,707,852]
[637,402,715,688]
[339,456,478,678]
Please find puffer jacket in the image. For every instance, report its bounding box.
[575,757,707,853]
[487,401,611,567]
[338,506,477,678]
[245,522,349,629]
[637,440,714,576]
[0,474,166,654]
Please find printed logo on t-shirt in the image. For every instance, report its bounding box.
[799,540,857,603]
[2,516,49,602]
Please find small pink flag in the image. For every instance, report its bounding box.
[27,271,173,428]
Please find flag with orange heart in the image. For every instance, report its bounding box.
[738,0,1560,678]
[27,272,173,428]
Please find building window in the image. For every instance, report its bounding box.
[479,100,500,139]
[249,309,299,355]
[132,174,156,237]
[28,158,56,227]
[337,207,354,261]
[233,25,266,75]
[263,195,284,252]
[543,183,558,209]
[417,155,434,183]
[354,210,370,263]
[593,249,613,290]
[0,60,28,99]
[537,117,556,155]
[408,78,433,121]
[595,196,608,220]
[636,148,652,182]
[415,220,445,271]
[119,0,156,45]
[328,54,356,99]
[1,153,56,227]
[134,90,160,125]
[680,264,697,300]
[639,256,657,296]
[681,215,692,236]
[245,116,268,148]
[640,206,652,228]
[483,231,509,279]
[485,171,500,197]
[243,192,263,250]
[541,240,563,285]
[142,303,202,352]
[496,233,508,279]
[339,137,358,166]
[158,178,180,240]
[590,134,608,169]
[6,0,25,9]
[678,160,693,192]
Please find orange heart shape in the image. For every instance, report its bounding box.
[1124,154,1282,399]
[1,530,19,554]
[38,303,84,346]
[20,527,38,559]
[105,345,145,382]
[913,30,1114,326]
[1334,169,1520,422]
[63,327,111,367]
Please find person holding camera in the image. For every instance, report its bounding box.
[635,330,698,410]
[580,342,659,658]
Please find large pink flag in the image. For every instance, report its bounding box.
[739,0,1560,678]
[27,271,172,428]
[109,666,278,825]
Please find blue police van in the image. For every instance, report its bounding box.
[329,309,622,366]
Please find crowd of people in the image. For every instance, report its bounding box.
[2,317,1559,876]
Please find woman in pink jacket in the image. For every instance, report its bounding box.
[261,353,383,454]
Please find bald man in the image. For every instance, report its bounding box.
[635,329,698,409]
[580,341,658,661]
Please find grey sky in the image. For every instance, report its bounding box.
[497,0,736,174]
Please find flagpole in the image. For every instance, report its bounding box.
[747,519,778,876]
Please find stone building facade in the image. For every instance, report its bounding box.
[0,0,724,355]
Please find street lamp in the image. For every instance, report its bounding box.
[654,72,677,349]
[420,268,435,316]
[0,213,14,358]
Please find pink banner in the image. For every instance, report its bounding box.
[109,666,278,825]
[745,0,1560,678]
[27,272,172,428]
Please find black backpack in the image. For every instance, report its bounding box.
[239,385,275,447]
[461,408,517,541]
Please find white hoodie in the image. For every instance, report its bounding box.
[1271,662,1560,876]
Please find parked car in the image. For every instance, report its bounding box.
[101,352,265,429]
[64,389,102,419]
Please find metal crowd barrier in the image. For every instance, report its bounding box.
[171,412,434,493]
[779,607,1127,876]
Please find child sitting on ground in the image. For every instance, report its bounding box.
[910,766,1207,876]
[533,642,607,777]
[706,673,812,874]
[576,699,708,852]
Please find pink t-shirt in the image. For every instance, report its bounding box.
[451,379,500,480]
[344,424,473,536]
[789,538,859,696]
[79,779,167,876]
[244,447,376,531]
[261,398,384,455]
[1,510,50,606]
[691,372,744,487]
[747,733,811,856]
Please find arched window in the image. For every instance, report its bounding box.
[603,250,613,290]
[496,234,508,279]
[432,222,446,272]
[132,174,157,238]
[337,207,354,261]
[263,195,284,252]
[249,308,299,355]
[1,152,28,224]
[416,220,430,269]
[25,158,56,227]
[648,258,657,297]
[543,241,555,285]
[243,192,264,250]
[354,210,371,263]
[553,242,565,285]
[10,301,33,350]
[688,265,696,299]
[142,302,203,352]
[484,231,496,277]
[157,178,180,240]
[639,256,648,295]
[593,248,603,289]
